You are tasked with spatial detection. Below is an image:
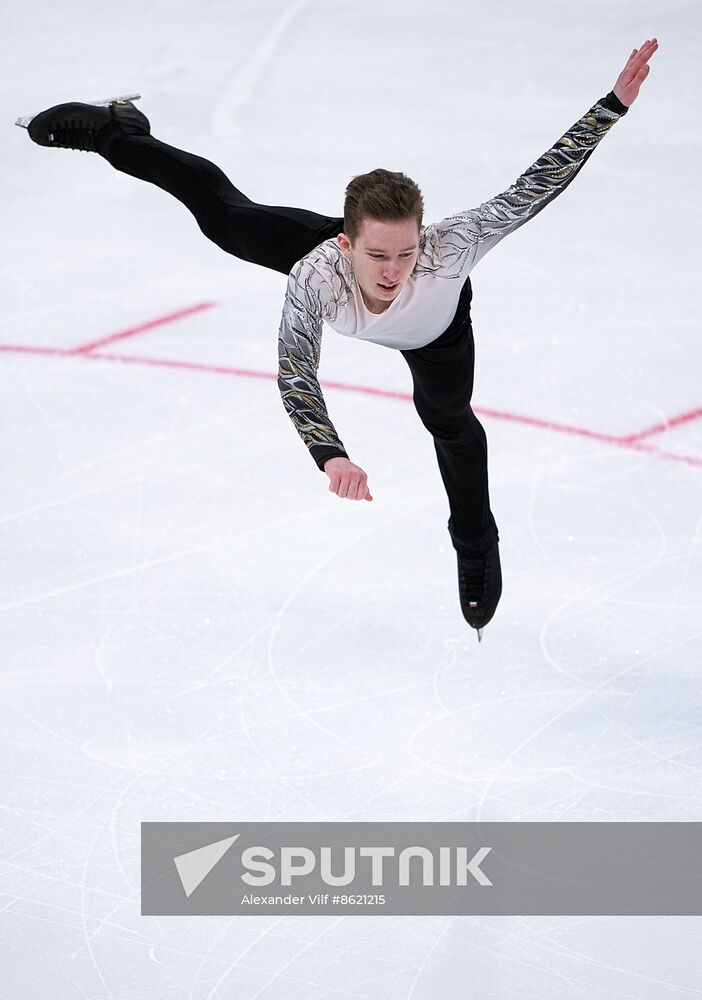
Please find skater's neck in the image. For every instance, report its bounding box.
[359,288,393,314]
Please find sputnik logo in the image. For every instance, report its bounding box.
[172,834,493,895]
[173,834,240,897]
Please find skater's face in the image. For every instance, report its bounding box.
[337,216,420,314]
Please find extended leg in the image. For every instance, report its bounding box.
[24,98,344,275]
[96,120,344,275]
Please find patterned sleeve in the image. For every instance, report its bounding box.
[431,91,629,277]
[277,261,350,471]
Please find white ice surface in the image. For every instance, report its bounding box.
[2,1,702,997]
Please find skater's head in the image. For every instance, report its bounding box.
[337,168,423,314]
[342,168,424,243]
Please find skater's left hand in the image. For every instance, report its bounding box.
[613,38,658,107]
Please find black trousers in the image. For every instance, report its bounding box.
[96,123,498,557]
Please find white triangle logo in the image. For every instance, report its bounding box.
[173,834,240,897]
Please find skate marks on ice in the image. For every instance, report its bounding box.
[398,445,702,828]
[15,94,142,129]
[526,470,698,678]
[210,0,311,136]
[263,494,444,743]
[461,459,702,823]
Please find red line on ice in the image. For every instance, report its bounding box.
[0,338,700,469]
[0,343,71,357]
[621,406,702,443]
[70,301,217,354]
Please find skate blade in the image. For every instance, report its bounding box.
[15,93,142,129]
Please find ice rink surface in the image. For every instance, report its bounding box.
[2,0,701,996]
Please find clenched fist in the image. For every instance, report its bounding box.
[323,456,373,501]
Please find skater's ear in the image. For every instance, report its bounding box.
[337,232,352,258]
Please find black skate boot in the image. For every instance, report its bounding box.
[457,540,502,641]
[26,98,150,152]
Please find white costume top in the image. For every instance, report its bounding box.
[277,91,629,469]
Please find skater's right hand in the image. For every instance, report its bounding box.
[323,457,373,501]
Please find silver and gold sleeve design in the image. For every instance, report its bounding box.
[277,93,628,467]
[277,263,349,470]
[418,91,629,279]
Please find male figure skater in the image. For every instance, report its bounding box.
[20,38,658,639]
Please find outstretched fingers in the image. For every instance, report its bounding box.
[626,38,658,76]
[614,38,658,106]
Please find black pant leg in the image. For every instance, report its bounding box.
[400,278,499,556]
[95,123,344,275]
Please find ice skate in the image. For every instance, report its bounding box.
[17,94,149,151]
[456,540,502,641]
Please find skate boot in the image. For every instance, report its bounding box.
[25,97,149,152]
[457,540,502,641]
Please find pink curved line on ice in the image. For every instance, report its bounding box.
[1,297,700,469]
